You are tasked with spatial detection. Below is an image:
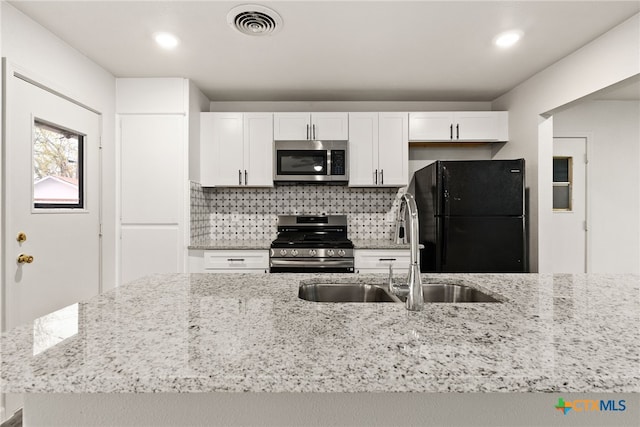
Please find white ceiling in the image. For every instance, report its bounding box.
[9,1,640,102]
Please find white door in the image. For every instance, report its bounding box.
[120,115,184,284]
[348,113,378,186]
[3,74,101,331]
[552,137,587,273]
[378,112,408,186]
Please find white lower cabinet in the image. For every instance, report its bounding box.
[354,249,411,274]
[189,250,269,273]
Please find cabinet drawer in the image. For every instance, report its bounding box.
[355,250,410,270]
[204,250,269,270]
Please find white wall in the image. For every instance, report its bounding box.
[492,13,640,272]
[188,81,210,182]
[1,3,117,288]
[553,100,640,273]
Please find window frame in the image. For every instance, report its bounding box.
[33,119,85,210]
[552,156,573,212]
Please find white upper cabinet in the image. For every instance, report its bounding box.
[274,112,348,140]
[311,113,349,140]
[378,112,409,186]
[348,113,378,186]
[200,112,273,187]
[409,111,508,142]
[273,113,310,140]
[348,112,408,187]
[244,113,274,186]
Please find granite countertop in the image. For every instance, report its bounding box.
[188,240,273,250]
[188,239,409,250]
[1,273,639,393]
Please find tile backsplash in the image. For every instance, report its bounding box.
[190,182,403,243]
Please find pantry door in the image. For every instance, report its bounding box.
[551,137,587,273]
[2,71,101,332]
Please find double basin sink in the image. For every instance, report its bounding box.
[298,282,501,303]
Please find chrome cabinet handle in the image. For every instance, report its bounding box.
[374,169,378,185]
[239,170,242,185]
[379,258,397,261]
[227,258,245,262]
[456,124,459,139]
[381,169,384,185]
[306,124,310,140]
[313,124,316,140]
[450,124,453,140]
[244,170,248,185]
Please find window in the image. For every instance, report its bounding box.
[33,120,84,209]
[553,157,572,211]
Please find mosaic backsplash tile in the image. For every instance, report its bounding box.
[190,182,403,243]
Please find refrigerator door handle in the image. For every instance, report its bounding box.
[442,170,451,217]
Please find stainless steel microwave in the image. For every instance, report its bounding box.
[274,140,348,183]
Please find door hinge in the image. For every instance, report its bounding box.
[584,154,588,164]
[583,221,588,231]
[99,223,103,237]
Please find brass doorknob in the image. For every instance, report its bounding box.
[17,254,34,264]
[17,232,27,243]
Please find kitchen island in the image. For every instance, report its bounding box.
[2,273,639,425]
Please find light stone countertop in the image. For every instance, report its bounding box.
[1,273,639,394]
[188,239,409,250]
[188,240,273,250]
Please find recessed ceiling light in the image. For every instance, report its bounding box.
[153,32,179,49]
[494,30,523,48]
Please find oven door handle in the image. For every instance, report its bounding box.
[269,258,354,268]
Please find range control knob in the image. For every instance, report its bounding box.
[309,249,317,257]
[337,249,346,257]
[279,249,287,256]
[291,249,299,257]
[327,249,335,257]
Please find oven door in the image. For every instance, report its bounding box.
[270,257,355,273]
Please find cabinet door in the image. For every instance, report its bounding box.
[454,111,506,141]
[355,249,411,272]
[409,112,453,141]
[311,112,349,140]
[348,113,378,186]
[273,112,310,140]
[378,112,408,186]
[211,113,244,186]
[244,113,274,186]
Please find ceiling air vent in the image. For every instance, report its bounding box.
[227,4,283,36]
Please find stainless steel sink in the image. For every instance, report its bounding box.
[299,282,501,303]
[418,283,500,303]
[298,283,400,303]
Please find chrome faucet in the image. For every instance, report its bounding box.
[389,192,423,311]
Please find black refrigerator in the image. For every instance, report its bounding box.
[414,159,527,273]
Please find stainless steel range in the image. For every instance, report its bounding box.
[270,215,354,273]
